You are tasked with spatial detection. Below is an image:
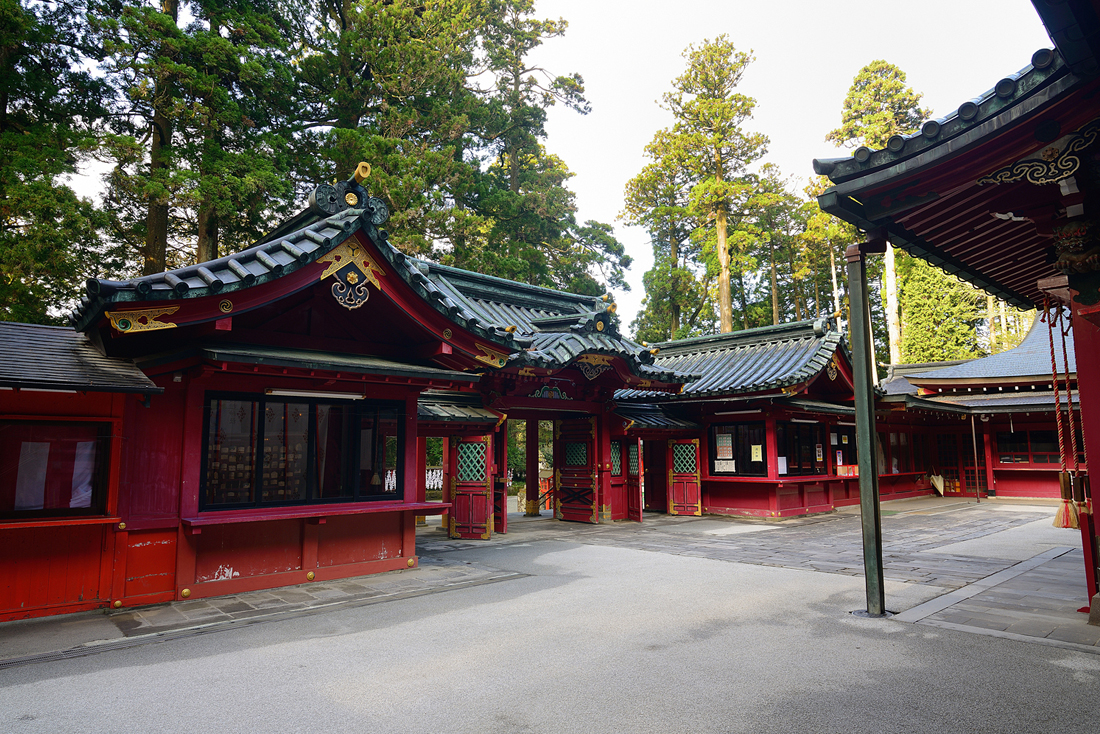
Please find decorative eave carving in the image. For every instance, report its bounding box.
[978,118,1100,186]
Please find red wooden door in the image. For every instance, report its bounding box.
[555,418,599,523]
[449,435,493,539]
[667,438,701,516]
[626,438,643,522]
[643,439,667,512]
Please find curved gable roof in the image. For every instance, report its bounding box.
[617,318,843,400]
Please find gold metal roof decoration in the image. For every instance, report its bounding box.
[318,240,386,310]
[576,354,614,380]
[106,306,180,333]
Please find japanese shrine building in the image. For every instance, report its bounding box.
[815,0,1100,611]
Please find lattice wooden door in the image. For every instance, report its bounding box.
[667,438,701,516]
[449,435,493,539]
[554,418,599,523]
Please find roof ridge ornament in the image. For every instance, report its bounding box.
[309,162,390,225]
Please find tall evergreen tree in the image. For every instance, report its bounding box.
[97,0,296,272]
[626,36,767,336]
[897,257,984,362]
[0,0,116,323]
[827,60,928,364]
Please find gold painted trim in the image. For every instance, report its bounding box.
[473,342,509,369]
[318,240,385,288]
[577,354,614,366]
[107,306,180,333]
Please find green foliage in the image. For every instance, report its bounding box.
[97,0,297,271]
[825,60,930,149]
[2,0,630,313]
[624,36,772,337]
[897,258,985,362]
[0,0,118,323]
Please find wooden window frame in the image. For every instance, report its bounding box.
[199,392,405,511]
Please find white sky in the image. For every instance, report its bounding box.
[529,0,1053,326]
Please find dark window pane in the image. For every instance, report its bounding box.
[205,399,257,506]
[997,431,1028,454]
[1029,430,1058,455]
[316,404,351,499]
[0,421,108,516]
[261,402,309,503]
[710,422,765,476]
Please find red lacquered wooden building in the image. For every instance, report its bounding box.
[0,175,696,621]
[816,0,1100,610]
[616,318,941,519]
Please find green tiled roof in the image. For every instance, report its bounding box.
[617,318,842,400]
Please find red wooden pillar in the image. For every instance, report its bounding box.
[1071,308,1100,611]
[494,422,508,534]
[440,437,450,531]
[175,375,206,601]
[415,435,427,526]
[525,418,541,516]
[597,410,613,522]
[981,419,997,497]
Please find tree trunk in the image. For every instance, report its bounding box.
[986,295,997,353]
[196,201,218,264]
[716,206,733,332]
[884,242,902,364]
[670,233,680,335]
[769,237,779,326]
[736,267,749,331]
[830,243,841,316]
[143,0,179,276]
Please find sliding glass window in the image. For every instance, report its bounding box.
[201,393,403,510]
[709,422,767,477]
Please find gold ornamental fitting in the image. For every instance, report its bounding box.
[113,600,122,608]
[219,299,233,313]
[118,522,126,530]
[443,328,453,340]
[306,571,315,581]
[181,588,191,598]
[407,558,415,567]
[595,321,605,332]
[345,192,359,207]
[354,162,372,183]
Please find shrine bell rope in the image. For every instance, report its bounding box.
[1044,301,1076,527]
[1061,305,1092,519]
[1044,300,1085,528]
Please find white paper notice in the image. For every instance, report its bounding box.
[777,456,788,475]
[15,442,50,510]
[714,459,736,473]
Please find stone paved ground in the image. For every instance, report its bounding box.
[421,501,1054,592]
[422,498,1097,651]
[106,555,519,637]
[3,496,1095,669]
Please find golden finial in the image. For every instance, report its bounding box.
[354,162,371,183]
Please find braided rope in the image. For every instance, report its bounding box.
[1059,310,1080,473]
[1045,299,1068,473]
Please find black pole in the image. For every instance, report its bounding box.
[846,238,886,616]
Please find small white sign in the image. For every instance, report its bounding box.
[777,456,788,475]
[714,459,736,473]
